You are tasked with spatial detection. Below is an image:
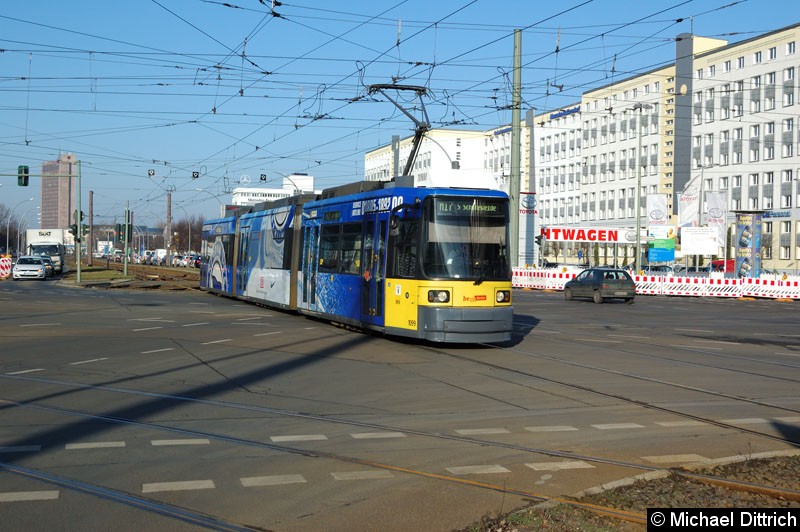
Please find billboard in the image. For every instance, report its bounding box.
[735,212,762,278]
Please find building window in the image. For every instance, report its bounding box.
[737,56,744,69]
[768,46,777,60]
[788,41,796,55]
[754,51,762,64]
[724,59,731,72]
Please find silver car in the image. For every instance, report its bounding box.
[12,256,47,281]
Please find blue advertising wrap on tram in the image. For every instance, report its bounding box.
[199,182,514,344]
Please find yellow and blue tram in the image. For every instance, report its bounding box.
[200,180,513,343]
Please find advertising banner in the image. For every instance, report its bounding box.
[678,174,700,228]
[647,194,669,226]
[706,191,727,246]
[735,212,762,278]
[647,225,676,262]
[681,226,718,255]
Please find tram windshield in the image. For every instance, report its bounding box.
[422,197,510,282]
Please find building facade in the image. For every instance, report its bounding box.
[364,23,800,272]
[534,23,800,272]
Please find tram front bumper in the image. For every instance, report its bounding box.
[418,306,513,343]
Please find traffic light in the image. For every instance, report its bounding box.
[115,224,123,243]
[17,165,29,186]
[68,224,78,237]
[81,224,89,236]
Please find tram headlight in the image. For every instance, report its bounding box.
[496,290,511,303]
[427,290,450,303]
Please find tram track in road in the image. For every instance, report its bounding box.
[0,383,651,527]
[1,369,799,528]
[413,339,800,447]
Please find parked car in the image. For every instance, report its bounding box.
[643,265,674,276]
[12,256,48,281]
[564,267,636,304]
[38,255,55,277]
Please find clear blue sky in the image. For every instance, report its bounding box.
[0,0,796,226]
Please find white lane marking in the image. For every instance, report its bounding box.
[236,317,262,321]
[254,332,280,337]
[241,475,306,487]
[674,345,722,350]
[181,322,209,327]
[189,311,215,314]
[0,446,41,453]
[455,428,510,435]
[524,425,579,432]
[6,369,44,375]
[608,334,650,339]
[142,480,215,493]
[642,454,708,464]
[675,328,714,333]
[270,434,327,442]
[19,323,60,327]
[721,418,769,425]
[350,432,406,439]
[332,471,394,480]
[133,327,163,332]
[69,358,109,365]
[201,339,232,345]
[0,491,59,502]
[525,461,594,471]
[654,421,707,427]
[776,416,800,423]
[151,439,210,446]
[446,465,510,475]
[129,318,175,322]
[141,348,175,354]
[591,423,645,430]
[65,441,126,450]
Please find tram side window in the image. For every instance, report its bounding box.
[339,223,362,275]
[319,225,340,273]
[390,219,419,278]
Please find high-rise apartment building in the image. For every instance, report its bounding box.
[40,152,76,229]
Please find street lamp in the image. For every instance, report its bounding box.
[632,102,653,273]
[173,202,192,253]
[5,197,34,255]
[195,188,226,218]
[263,172,302,194]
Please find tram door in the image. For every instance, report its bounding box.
[235,223,251,296]
[301,224,318,309]
[360,216,386,325]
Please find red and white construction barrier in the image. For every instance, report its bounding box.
[0,257,11,279]
[511,267,800,301]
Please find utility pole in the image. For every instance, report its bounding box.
[510,29,522,268]
[88,190,93,267]
[166,192,172,267]
[123,202,129,276]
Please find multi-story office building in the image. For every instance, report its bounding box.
[534,23,800,271]
[40,152,77,229]
[365,23,800,271]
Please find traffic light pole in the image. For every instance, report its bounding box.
[75,161,82,283]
